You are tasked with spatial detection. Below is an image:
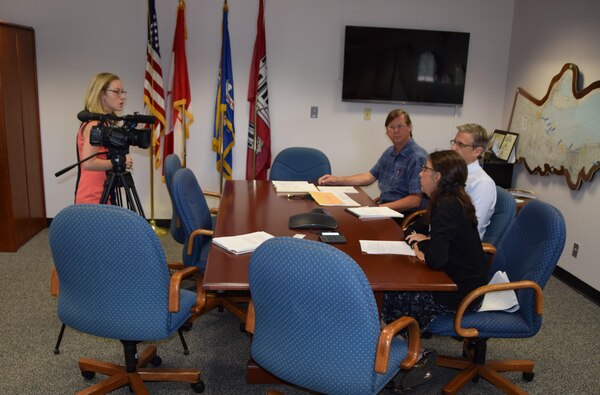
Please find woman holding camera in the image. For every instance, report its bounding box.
[75,72,133,204]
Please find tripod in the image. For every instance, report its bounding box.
[99,152,145,217]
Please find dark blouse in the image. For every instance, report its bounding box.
[410,198,487,308]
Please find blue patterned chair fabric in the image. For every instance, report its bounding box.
[482,185,517,246]
[426,199,566,393]
[248,237,419,395]
[171,168,215,271]
[165,154,186,244]
[269,147,331,181]
[48,204,202,392]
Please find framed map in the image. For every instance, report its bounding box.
[508,63,600,190]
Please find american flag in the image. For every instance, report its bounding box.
[143,0,166,169]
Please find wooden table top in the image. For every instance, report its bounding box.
[203,180,456,292]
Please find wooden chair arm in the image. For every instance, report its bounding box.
[481,242,496,255]
[245,300,255,334]
[204,190,221,199]
[375,316,420,373]
[453,280,544,338]
[167,261,186,270]
[186,228,214,256]
[50,266,59,296]
[210,207,219,215]
[168,266,198,312]
[401,209,427,230]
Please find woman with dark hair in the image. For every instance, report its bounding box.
[382,150,487,392]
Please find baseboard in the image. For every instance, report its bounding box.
[553,266,600,306]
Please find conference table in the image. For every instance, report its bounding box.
[203,180,456,384]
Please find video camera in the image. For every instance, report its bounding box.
[77,110,153,156]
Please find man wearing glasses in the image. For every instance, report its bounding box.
[318,109,427,215]
[450,124,497,239]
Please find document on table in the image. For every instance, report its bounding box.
[316,186,359,194]
[359,240,415,256]
[309,191,360,206]
[272,181,318,193]
[212,231,274,255]
[346,206,404,219]
[477,271,520,312]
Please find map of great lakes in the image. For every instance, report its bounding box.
[509,63,600,190]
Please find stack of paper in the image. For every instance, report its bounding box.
[346,206,404,219]
[359,240,415,256]
[316,186,358,194]
[477,271,520,312]
[272,181,318,193]
[212,231,274,255]
[309,191,360,206]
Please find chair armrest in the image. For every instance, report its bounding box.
[168,266,199,312]
[401,209,427,230]
[244,300,256,334]
[168,261,186,270]
[481,242,496,255]
[452,280,544,338]
[375,316,420,373]
[186,228,215,256]
[50,266,59,296]
[204,190,221,199]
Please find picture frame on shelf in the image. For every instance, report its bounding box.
[496,131,518,161]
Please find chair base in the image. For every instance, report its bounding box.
[436,340,533,395]
[76,345,202,395]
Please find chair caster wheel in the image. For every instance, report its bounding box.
[191,380,205,393]
[150,355,162,366]
[523,371,534,381]
[81,371,95,380]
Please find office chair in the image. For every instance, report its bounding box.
[481,186,516,246]
[49,204,205,394]
[269,147,331,181]
[165,154,186,244]
[425,200,566,394]
[171,168,248,323]
[246,237,420,395]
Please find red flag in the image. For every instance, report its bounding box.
[143,0,166,169]
[164,0,193,171]
[245,0,271,180]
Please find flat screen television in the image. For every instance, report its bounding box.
[342,25,470,106]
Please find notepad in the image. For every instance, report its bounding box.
[477,271,520,312]
[212,231,274,255]
[346,206,404,219]
[309,191,360,206]
[359,240,415,256]
[272,181,318,193]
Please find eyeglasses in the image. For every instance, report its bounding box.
[387,124,408,130]
[450,139,474,149]
[420,164,437,173]
[105,89,127,97]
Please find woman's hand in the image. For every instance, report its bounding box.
[413,243,425,262]
[405,231,429,245]
[125,154,133,170]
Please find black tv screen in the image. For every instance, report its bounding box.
[342,26,470,106]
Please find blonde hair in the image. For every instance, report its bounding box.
[83,72,120,114]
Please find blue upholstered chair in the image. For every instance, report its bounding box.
[171,168,248,322]
[269,147,331,181]
[49,204,204,394]
[165,154,186,244]
[426,200,566,394]
[482,186,517,246]
[246,237,420,395]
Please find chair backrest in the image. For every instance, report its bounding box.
[49,204,178,341]
[249,237,408,395]
[489,199,566,332]
[268,147,331,181]
[482,186,517,246]
[171,168,213,271]
[164,154,185,244]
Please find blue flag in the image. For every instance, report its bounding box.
[212,0,235,181]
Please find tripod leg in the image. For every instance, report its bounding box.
[99,172,117,205]
[120,172,146,217]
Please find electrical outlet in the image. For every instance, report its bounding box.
[572,242,579,258]
[310,106,318,118]
[364,108,372,120]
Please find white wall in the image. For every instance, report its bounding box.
[0,0,514,218]
[503,0,600,291]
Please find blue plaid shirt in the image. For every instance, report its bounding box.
[370,139,428,204]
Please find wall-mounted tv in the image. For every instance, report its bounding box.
[342,25,470,106]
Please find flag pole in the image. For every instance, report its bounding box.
[252,108,257,179]
[180,103,187,168]
[149,136,167,235]
[219,109,225,193]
